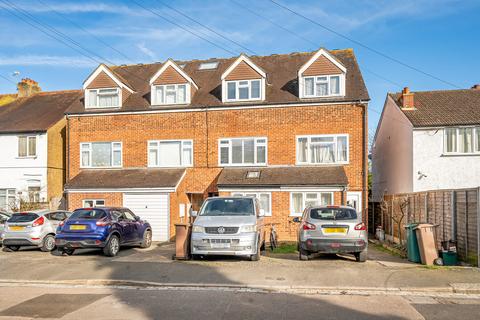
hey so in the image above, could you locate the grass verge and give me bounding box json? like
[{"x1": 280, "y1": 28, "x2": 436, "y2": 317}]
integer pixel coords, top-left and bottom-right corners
[{"x1": 271, "y1": 243, "x2": 298, "y2": 254}]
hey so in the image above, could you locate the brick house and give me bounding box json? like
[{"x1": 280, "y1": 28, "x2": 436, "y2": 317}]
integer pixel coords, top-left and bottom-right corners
[{"x1": 64, "y1": 48, "x2": 369, "y2": 241}]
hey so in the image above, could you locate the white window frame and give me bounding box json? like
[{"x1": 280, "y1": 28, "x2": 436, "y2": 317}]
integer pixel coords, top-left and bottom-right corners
[
  {"x1": 80, "y1": 142, "x2": 123, "y2": 168},
  {"x1": 231, "y1": 192, "x2": 272, "y2": 216},
  {"x1": 301, "y1": 74, "x2": 344, "y2": 98},
  {"x1": 289, "y1": 192, "x2": 334, "y2": 217},
  {"x1": 151, "y1": 83, "x2": 191, "y2": 106},
  {"x1": 85, "y1": 87, "x2": 121, "y2": 109},
  {"x1": 223, "y1": 78, "x2": 265, "y2": 102},
  {"x1": 147, "y1": 139, "x2": 193, "y2": 167},
  {"x1": 0, "y1": 189, "x2": 16, "y2": 211},
  {"x1": 82, "y1": 199, "x2": 105, "y2": 207},
  {"x1": 18, "y1": 135, "x2": 37, "y2": 158},
  {"x1": 296, "y1": 134, "x2": 349, "y2": 165},
  {"x1": 218, "y1": 137, "x2": 268, "y2": 166},
  {"x1": 443, "y1": 126, "x2": 480, "y2": 155}
]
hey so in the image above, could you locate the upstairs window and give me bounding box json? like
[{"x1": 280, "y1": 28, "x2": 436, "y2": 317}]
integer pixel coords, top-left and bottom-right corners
[
  {"x1": 152, "y1": 84, "x2": 188, "y2": 105},
  {"x1": 18, "y1": 136, "x2": 36, "y2": 158},
  {"x1": 86, "y1": 88, "x2": 120, "y2": 108},
  {"x1": 219, "y1": 137, "x2": 267, "y2": 166},
  {"x1": 303, "y1": 75, "x2": 341, "y2": 97},
  {"x1": 80, "y1": 142, "x2": 122, "y2": 168},
  {"x1": 297, "y1": 135, "x2": 348, "y2": 164},
  {"x1": 444, "y1": 127, "x2": 480, "y2": 154},
  {"x1": 148, "y1": 140, "x2": 193, "y2": 167},
  {"x1": 226, "y1": 79, "x2": 261, "y2": 102}
]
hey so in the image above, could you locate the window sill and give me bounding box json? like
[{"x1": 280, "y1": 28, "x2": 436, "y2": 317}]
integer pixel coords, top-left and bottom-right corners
[
  {"x1": 80, "y1": 166, "x2": 123, "y2": 169},
  {"x1": 150, "y1": 103, "x2": 190, "y2": 108},
  {"x1": 295, "y1": 162, "x2": 349, "y2": 166},
  {"x1": 441, "y1": 153, "x2": 480, "y2": 157},
  {"x1": 289, "y1": 213, "x2": 302, "y2": 217},
  {"x1": 220, "y1": 163, "x2": 268, "y2": 167},
  {"x1": 85, "y1": 106, "x2": 121, "y2": 110},
  {"x1": 16, "y1": 156, "x2": 37, "y2": 159},
  {"x1": 147, "y1": 165, "x2": 193, "y2": 168},
  {"x1": 223, "y1": 98, "x2": 263, "y2": 103}
]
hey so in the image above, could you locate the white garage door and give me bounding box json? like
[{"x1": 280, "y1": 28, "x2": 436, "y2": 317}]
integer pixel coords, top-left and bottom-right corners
[{"x1": 123, "y1": 193, "x2": 169, "y2": 242}]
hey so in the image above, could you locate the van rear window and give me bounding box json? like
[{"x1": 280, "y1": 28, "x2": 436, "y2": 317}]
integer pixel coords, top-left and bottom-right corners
[
  {"x1": 310, "y1": 208, "x2": 357, "y2": 220},
  {"x1": 70, "y1": 209, "x2": 106, "y2": 220},
  {"x1": 8, "y1": 213, "x2": 39, "y2": 223}
]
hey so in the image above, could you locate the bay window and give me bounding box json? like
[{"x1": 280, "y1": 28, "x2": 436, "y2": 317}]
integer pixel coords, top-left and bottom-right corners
[
  {"x1": 86, "y1": 88, "x2": 120, "y2": 108},
  {"x1": 225, "y1": 79, "x2": 262, "y2": 101},
  {"x1": 231, "y1": 192, "x2": 271, "y2": 216},
  {"x1": 303, "y1": 75, "x2": 342, "y2": 97},
  {"x1": 18, "y1": 136, "x2": 36, "y2": 157},
  {"x1": 152, "y1": 84, "x2": 188, "y2": 105},
  {"x1": 290, "y1": 192, "x2": 333, "y2": 216},
  {"x1": 219, "y1": 137, "x2": 267, "y2": 166},
  {"x1": 444, "y1": 127, "x2": 480, "y2": 154},
  {"x1": 148, "y1": 140, "x2": 193, "y2": 167},
  {"x1": 80, "y1": 142, "x2": 122, "y2": 168},
  {"x1": 297, "y1": 135, "x2": 348, "y2": 164}
]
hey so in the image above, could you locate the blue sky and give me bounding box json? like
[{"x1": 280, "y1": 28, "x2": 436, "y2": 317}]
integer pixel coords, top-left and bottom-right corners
[{"x1": 1, "y1": 0, "x2": 479, "y2": 135}]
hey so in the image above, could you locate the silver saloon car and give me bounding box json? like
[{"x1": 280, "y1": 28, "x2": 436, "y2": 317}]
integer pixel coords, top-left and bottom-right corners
[
  {"x1": 295, "y1": 206, "x2": 367, "y2": 262},
  {"x1": 2, "y1": 210, "x2": 71, "y2": 252}
]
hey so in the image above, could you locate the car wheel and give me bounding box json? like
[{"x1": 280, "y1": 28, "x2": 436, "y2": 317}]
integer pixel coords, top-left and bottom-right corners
[
  {"x1": 250, "y1": 242, "x2": 261, "y2": 261},
  {"x1": 355, "y1": 250, "x2": 367, "y2": 263},
  {"x1": 41, "y1": 235, "x2": 56, "y2": 252},
  {"x1": 299, "y1": 248, "x2": 310, "y2": 261},
  {"x1": 5, "y1": 245, "x2": 20, "y2": 252},
  {"x1": 103, "y1": 235, "x2": 120, "y2": 257},
  {"x1": 140, "y1": 229, "x2": 152, "y2": 248},
  {"x1": 62, "y1": 248, "x2": 75, "y2": 256}
]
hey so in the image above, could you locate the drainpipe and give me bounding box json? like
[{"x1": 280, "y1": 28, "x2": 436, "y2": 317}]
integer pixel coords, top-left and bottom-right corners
[
  {"x1": 361, "y1": 101, "x2": 368, "y2": 224},
  {"x1": 65, "y1": 115, "x2": 70, "y2": 210}
]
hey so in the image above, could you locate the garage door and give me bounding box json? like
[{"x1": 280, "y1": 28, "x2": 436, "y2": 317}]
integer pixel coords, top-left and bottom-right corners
[{"x1": 123, "y1": 193, "x2": 169, "y2": 241}]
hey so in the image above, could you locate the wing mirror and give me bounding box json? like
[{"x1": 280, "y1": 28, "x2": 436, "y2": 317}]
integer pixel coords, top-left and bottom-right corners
[
  {"x1": 292, "y1": 217, "x2": 302, "y2": 223},
  {"x1": 134, "y1": 216, "x2": 140, "y2": 221}
]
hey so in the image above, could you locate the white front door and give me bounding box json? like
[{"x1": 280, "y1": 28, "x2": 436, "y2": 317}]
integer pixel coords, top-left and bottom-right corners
[
  {"x1": 347, "y1": 192, "x2": 362, "y2": 215},
  {"x1": 123, "y1": 193, "x2": 170, "y2": 242}
]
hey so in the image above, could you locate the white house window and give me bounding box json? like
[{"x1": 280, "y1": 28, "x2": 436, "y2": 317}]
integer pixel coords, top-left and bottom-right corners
[
  {"x1": 444, "y1": 127, "x2": 480, "y2": 154},
  {"x1": 225, "y1": 79, "x2": 261, "y2": 101},
  {"x1": 18, "y1": 136, "x2": 36, "y2": 157},
  {"x1": 152, "y1": 84, "x2": 188, "y2": 105},
  {"x1": 303, "y1": 75, "x2": 342, "y2": 97},
  {"x1": 219, "y1": 137, "x2": 267, "y2": 166},
  {"x1": 83, "y1": 199, "x2": 105, "y2": 207},
  {"x1": 290, "y1": 192, "x2": 333, "y2": 216},
  {"x1": 232, "y1": 192, "x2": 271, "y2": 216},
  {"x1": 0, "y1": 189, "x2": 16, "y2": 211},
  {"x1": 148, "y1": 140, "x2": 193, "y2": 167},
  {"x1": 86, "y1": 88, "x2": 120, "y2": 108},
  {"x1": 80, "y1": 142, "x2": 122, "y2": 168},
  {"x1": 297, "y1": 135, "x2": 348, "y2": 164}
]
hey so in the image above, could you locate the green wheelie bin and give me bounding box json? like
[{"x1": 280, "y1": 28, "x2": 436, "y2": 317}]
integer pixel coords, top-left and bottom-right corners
[{"x1": 405, "y1": 223, "x2": 421, "y2": 263}]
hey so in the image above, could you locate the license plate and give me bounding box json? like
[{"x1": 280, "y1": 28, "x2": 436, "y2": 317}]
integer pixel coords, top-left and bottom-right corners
[
  {"x1": 331, "y1": 243, "x2": 341, "y2": 248},
  {"x1": 324, "y1": 228, "x2": 347, "y2": 234},
  {"x1": 211, "y1": 243, "x2": 230, "y2": 249},
  {"x1": 10, "y1": 226, "x2": 25, "y2": 231},
  {"x1": 70, "y1": 225, "x2": 87, "y2": 230}
]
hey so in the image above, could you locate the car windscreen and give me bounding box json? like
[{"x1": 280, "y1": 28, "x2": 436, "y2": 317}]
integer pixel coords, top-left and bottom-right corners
[
  {"x1": 70, "y1": 209, "x2": 107, "y2": 220},
  {"x1": 310, "y1": 208, "x2": 357, "y2": 221},
  {"x1": 8, "y1": 213, "x2": 39, "y2": 223},
  {"x1": 199, "y1": 198, "x2": 254, "y2": 216}
]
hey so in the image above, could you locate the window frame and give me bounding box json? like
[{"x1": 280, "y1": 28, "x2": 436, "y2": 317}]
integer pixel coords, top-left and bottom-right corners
[
  {"x1": 289, "y1": 192, "x2": 334, "y2": 217},
  {"x1": 224, "y1": 79, "x2": 264, "y2": 102},
  {"x1": 151, "y1": 83, "x2": 190, "y2": 106},
  {"x1": 443, "y1": 126, "x2": 480, "y2": 155},
  {"x1": 0, "y1": 189, "x2": 16, "y2": 211},
  {"x1": 18, "y1": 135, "x2": 37, "y2": 158},
  {"x1": 82, "y1": 199, "x2": 105, "y2": 208},
  {"x1": 218, "y1": 137, "x2": 268, "y2": 166},
  {"x1": 296, "y1": 134, "x2": 349, "y2": 165},
  {"x1": 147, "y1": 139, "x2": 194, "y2": 168},
  {"x1": 80, "y1": 141, "x2": 123, "y2": 168},
  {"x1": 85, "y1": 87, "x2": 121, "y2": 109},
  {"x1": 300, "y1": 74, "x2": 345, "y2": 98},
  {"x1": 231, "y1": 192, "x2": 272, "y2": 216}
]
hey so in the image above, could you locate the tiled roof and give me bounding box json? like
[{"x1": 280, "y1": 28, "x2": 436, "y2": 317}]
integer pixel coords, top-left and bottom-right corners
[
  {"x1": 0, "y1": 90, "x2": 82, "y2": 133},
  {"x1": 66, "y1": 49, "x2": 369, "y2": 114},
  {"x1": 390, "y1": 88, "x2": 480, "y2": 127},
  {"x1": 65, "y1": 168, "x2": 185, "y2": 189},
  {"x1": 217, "y1": 166, "x2": 348, "y2": 187}
]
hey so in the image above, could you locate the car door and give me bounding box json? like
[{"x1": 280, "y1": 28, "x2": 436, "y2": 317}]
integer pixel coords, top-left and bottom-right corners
[
  {"x1": 116, "y1": 210, "x2": 135, "y2": 243},
  {"x1": 110, "y1": 210, "x2": 129, "y2": 243},
  {"x1": 123, "y1": 209, "x2": 142, "y2": 242}
]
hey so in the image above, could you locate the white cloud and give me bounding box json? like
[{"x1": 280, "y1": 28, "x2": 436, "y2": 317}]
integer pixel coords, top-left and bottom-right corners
[{"x1": 136, "y1": 43, "x2": 157, "y2": 61}]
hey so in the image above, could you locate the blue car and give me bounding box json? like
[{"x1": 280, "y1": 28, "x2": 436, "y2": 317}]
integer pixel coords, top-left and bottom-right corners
[{"x1": 55, "y1": 207, "x2": 152, "y2": 257}]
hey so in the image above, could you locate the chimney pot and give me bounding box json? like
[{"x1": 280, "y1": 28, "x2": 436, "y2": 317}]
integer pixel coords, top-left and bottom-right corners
[
  {"x1": 17, "y1": 78, "x2": 41, "y2": 97},
  {"x1": 471, "y1": 84, "x2": 480, "y2": 90}
]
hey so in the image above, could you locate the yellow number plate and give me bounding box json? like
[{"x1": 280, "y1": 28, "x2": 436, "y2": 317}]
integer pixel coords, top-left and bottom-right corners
[
  {"x1": 70, "y1": 225, "x2": 87, "y2": 230},
  {"x1": 324, "y1": 228, "x2": 347, "y2": 234},
  {"x1": 10, "y1": 226, "x2": 25, "y2": 231}
]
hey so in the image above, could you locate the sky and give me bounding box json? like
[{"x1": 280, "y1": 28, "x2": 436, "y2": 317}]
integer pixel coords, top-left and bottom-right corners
[{"x1": 1, "y1": 0, "x2": 479, "y2": 137}]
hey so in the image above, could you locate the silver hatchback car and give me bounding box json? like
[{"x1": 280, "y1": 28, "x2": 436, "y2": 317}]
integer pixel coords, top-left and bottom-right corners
[
  {"x1": 294, "y1": 205, "x2": 367, "y2": 262},
  {"x1": 2, "y1": 210, "x2": 71, "y2": 252}
]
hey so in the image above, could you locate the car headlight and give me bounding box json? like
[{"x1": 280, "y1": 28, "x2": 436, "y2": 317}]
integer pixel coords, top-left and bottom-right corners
[
  {"x1": 240, "y1": 225, "x2": 257, "y2": 233},
  {"x1": 192, "y1": 225, "x2": 205, "y2": 233}
]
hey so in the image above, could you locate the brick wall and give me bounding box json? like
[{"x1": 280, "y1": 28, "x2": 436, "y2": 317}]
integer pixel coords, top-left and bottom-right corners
[{"x1": 68, "y1": 192, "x2": 123, "y2": 210}]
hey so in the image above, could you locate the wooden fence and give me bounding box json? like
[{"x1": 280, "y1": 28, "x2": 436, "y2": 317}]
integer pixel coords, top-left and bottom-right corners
[{"x1": 368, "y1": 188, "x2": 480, "y2": 266}]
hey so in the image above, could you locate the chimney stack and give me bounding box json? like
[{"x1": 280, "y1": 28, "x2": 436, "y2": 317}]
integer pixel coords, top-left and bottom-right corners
[
  {"x1": 401, "y1": 87, "x2": 414, "y2": 109},
  {"x1": 17, "y1": 78, "x2": 41, "y2": 97},
  {"x1": 471, "y1": 84, "x2": 480, "y2": 90}
]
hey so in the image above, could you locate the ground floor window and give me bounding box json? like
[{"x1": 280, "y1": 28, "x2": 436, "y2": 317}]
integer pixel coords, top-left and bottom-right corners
[
  {"x1": 231, "y1": 192, "x2": 271, "y2": 216},
  {"x1": 28, "y1": 186, "x2": 41, "y2": 203},
  {"x1": 83, "y1": 199, "x2": 105, "y2": 208},
  {"x1": 290, "y1": 192, "x2": 333, "y2": 216},
  {"x1": 0, "y1": 189, "x2": 16, "y2": 211}
]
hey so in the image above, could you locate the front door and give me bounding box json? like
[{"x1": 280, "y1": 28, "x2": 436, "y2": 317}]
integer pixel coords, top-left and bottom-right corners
[{"x1": 347, "y1": 192, "x2": 362, "y2": 217}]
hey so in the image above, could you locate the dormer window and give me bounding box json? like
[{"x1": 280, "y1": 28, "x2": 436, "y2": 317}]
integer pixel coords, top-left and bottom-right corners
[
  {"x1": 303, "y1": 75, "x2": 341, "y2": 97},
  {"x1": 85, "y1": 88, "x2": 120, "y2": 108},
  {"x1": 152, "y1": 84, "x2": 188, "y2": 105},
  {"x1": 226, "y1": 79, "x2": 261, "y2": 101}
]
